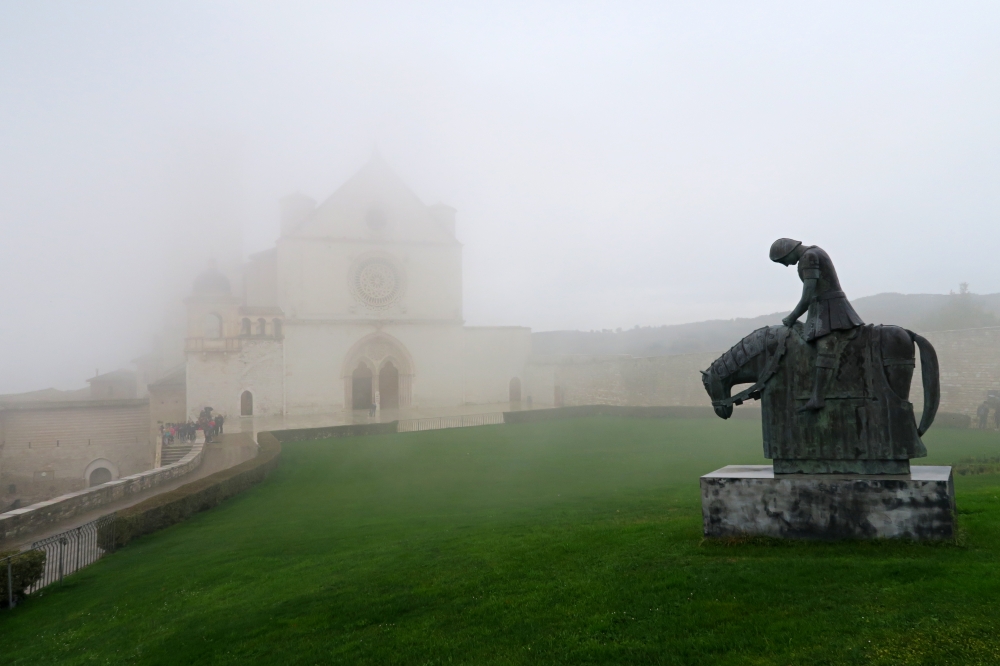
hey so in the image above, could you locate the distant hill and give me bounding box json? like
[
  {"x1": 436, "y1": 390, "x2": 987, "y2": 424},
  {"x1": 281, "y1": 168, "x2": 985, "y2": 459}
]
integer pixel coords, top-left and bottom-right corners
[{"x1": 532, "y1": 292, "x2": 1000, "y2": 357}]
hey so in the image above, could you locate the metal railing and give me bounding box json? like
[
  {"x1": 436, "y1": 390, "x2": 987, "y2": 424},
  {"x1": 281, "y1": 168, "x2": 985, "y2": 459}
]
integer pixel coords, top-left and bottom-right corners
[
  {"x1": 2, "y1": 513, "x2": 116, "y2": 609},
  {"x1": 397, "y1": 412, "x2": 505, "y2": 433}
]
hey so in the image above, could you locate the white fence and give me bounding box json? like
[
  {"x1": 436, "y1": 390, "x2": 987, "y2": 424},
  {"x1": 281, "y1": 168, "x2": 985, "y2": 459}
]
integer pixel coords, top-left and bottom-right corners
[{"x1": 397, "y1": 412, "x2": 505, "y2": 433}]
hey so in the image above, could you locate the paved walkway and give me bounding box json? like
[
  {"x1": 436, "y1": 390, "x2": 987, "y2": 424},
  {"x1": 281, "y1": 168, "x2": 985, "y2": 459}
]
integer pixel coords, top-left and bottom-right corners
[
  {"x1": 9, "y1": 432, "x2": 258, "y2": 550},
  {"x1": 235, "y1": 401, "x2": 543, "y2": 437}
]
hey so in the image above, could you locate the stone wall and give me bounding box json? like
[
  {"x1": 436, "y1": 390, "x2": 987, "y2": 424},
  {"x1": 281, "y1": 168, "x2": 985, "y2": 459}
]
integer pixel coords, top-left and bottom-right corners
[
  {"x1": 187, "y1": 337, "x2": 284, "y2": 420},
  {"x1": 148, "y1": 368, "x2": 186, "y2": 467},
  {"x1": 525, "y1": 352, "x2": 721, "y2": 408},
  {"x1": 0, "y1": 399, "x2": 153, "y2": 507},
  {"x1": 525, "y1": 326, "x2": 1000, "y2": 417},
  {"x1": 910, "y1": 326, "x2": 1000, "y2": 416},
  {"x1": 0, "y1": 440, "x2": 203, "y2": 548}
]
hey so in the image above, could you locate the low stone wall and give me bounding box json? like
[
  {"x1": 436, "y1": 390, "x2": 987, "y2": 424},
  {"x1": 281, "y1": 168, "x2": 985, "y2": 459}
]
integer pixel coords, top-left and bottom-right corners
[
  {"x1": 0, "y1": 441, "x2": 204, "y2": 548},
  {"x1": 503, "y1": 404, "x2": 761, "y2": 424},
  {"x1": 269, "y1": 421, "x2": 399, "y2": 442}
]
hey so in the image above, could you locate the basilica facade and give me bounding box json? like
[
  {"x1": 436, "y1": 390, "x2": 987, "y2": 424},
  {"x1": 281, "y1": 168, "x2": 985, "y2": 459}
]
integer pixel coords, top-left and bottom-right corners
[{"x1": 184, "y1": 156, "x2": 531, "y2": 419}]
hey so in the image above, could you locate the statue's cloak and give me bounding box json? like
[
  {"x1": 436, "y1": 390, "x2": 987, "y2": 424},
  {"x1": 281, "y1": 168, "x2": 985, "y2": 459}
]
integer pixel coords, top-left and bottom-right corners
[{"x1": 762, "y1": 324, "x2": 926, "y2": 470}]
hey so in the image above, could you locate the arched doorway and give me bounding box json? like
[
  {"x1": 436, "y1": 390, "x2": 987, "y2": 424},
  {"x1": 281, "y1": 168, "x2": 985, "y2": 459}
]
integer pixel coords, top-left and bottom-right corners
[
  {"x1": 342, "y1": 333, "x2": 415, "y2": 410},
  {"x1": 241, "y1": 390, "x2": 253, "y2": 416},
  {"x1": 352, "y1": 362, "x2": 373, "y2": 410},
  {"x1": 509, "y1": 377, "x2": 522, "y2": 402},
  {"x1": 379, "y1": 361, "x2": 400, "y2": 409},
  {"x1": 89, "y1": 467, "x2": 112, "y2": 487}
]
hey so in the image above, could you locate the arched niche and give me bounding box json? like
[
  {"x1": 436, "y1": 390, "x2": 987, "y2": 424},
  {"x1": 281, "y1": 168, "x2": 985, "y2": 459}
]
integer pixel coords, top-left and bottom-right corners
[{"x1": 84, "y1": 458, "x2": 119, "y2": 487}]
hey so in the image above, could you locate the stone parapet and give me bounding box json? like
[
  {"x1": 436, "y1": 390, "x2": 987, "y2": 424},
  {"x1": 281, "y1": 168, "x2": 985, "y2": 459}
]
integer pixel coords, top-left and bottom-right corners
[
  {"x1": 0, "y1": 441, "x2": 204, "y2": 547},
  {"x1": 701, "y1": 465, "x2": 955, "y2": 540}
]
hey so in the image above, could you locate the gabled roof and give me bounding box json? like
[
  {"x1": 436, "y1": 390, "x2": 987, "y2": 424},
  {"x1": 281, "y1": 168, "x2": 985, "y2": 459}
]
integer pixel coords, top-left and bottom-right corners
[{"x1": 288, "y1": 154, "x2": 459, "y2": 245}]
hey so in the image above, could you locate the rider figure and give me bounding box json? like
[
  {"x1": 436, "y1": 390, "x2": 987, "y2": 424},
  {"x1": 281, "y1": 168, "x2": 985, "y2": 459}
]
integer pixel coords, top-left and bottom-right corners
[{"x1": 770, "y1": 238, "x2": 864, "y2": 412}]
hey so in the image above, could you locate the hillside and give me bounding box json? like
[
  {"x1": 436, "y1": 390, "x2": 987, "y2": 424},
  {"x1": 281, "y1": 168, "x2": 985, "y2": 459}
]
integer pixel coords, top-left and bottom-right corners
[{"x1": 532, "y1": 292, "x2": 1000, "y2": 357}]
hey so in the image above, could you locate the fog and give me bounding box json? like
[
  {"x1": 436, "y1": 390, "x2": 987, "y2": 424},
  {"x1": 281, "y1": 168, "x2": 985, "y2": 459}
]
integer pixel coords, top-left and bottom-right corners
[{"x1": 1, "y1": 2, "x2": 998, "y2": 394}]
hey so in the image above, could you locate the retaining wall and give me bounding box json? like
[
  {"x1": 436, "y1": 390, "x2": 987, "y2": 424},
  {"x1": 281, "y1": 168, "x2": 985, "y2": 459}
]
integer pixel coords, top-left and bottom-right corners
[
  {"x1": 0, "y1": 442, "x2": 204, "y2": 547},
  {"x1": 105, "y1": 433, "x2": 280, "y2": 549},
  {"x1": 268, "y1": 421, "x2": 399, "y2": 442}
]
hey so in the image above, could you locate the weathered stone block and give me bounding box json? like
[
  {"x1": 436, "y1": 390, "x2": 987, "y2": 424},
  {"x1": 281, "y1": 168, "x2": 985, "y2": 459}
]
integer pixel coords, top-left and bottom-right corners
[{"x1": 701, "y1": 465, "x2": 955, "y2": 540}]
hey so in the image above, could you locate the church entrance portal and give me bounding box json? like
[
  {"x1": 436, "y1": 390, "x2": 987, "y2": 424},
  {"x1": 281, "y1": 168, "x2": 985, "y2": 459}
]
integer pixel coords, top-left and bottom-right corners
[
  {"x1": 352, "y1": 362, "x2": 373, "y2": 410},
  {"x1": 343, "y1": 333, "x2": 414, "y2": 410},
  {"x1": 379, "y1": 362, "x2": 400, "y2": 409}
]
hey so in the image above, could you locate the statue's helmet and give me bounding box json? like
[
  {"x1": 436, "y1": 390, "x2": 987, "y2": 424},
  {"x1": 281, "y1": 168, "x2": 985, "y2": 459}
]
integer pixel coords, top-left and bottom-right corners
[{"x1": 769, "y1": 238, "x2": 802, "y2": 262}]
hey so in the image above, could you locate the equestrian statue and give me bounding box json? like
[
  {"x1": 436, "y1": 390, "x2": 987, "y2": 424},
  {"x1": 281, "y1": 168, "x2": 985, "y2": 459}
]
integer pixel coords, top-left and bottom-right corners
[{"x1": 701, "y1": 239, "x2": 940, "y2": 475}]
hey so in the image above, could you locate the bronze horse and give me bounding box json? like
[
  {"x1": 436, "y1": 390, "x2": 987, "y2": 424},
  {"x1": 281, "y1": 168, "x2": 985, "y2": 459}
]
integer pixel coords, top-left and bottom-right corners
[{"x1": 701, "y1": 323, "x2": 940, "y2": 474}]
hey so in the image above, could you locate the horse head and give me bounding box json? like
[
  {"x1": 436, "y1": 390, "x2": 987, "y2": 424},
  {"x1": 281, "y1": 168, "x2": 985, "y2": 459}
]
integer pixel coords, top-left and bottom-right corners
[
  {"x1": 701, "y1": 325, "x2": 782, "y2": 420},
  {"x1": 701, "y1": 368, "x2": 734, "y2": 419}
]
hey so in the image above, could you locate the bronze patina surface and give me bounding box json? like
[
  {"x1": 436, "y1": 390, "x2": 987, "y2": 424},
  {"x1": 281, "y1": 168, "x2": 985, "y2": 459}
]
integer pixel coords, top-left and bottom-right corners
[{"x1": 701, "y1": 241, "x2": 941, "y2": 475}]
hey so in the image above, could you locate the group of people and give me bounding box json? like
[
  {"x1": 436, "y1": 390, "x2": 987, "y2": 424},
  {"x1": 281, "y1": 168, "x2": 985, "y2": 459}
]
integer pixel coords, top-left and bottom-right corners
[
  {"x1": 158, "y1": 408, "x2": 226, "y2": 446},
  {"x1": 976, "y1": 401, "x2": 1000, "y2": 430},
  {"x1": 198, "y1": 408, "x2": 225, "y2": 443},
  {"x1": 159, "y1": 422, "x2": 198, "y2": 446}
]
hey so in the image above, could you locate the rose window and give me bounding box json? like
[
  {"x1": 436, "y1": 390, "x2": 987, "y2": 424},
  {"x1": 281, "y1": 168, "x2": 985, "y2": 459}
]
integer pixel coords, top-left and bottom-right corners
[{"x1": 351, "y1": 259, "x2": 401, "y2": 309}]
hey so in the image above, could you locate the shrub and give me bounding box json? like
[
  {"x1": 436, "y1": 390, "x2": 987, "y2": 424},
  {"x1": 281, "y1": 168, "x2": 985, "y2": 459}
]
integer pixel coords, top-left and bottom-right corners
[
  {"x1": 0, "y1": 549, "x2": 45, "y2": 608},
  {"x1": 99, "y1": 433, "x2": 281, "y2": 550}
]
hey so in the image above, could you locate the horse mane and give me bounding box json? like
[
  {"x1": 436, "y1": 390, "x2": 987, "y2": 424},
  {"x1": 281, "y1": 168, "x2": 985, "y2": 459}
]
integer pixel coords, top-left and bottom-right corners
[{"x1": 710, "y1": 326, "x2": 772, "y2": 379}]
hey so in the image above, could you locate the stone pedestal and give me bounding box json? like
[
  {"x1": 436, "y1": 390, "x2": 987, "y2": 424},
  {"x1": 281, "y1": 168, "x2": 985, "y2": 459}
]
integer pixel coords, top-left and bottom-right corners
[{"x1": 701, "y1": 465, "x2": 955, "y2": 540}]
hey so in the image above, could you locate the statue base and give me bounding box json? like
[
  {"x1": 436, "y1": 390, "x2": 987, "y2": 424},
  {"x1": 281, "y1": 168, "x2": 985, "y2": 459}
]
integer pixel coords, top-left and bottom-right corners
[
  {"x1": 701, "y1": 465, "x2": 955, "y2": 540},
  {"x1": 773, "y1": 459, "x2": 910, "y2": 474}
]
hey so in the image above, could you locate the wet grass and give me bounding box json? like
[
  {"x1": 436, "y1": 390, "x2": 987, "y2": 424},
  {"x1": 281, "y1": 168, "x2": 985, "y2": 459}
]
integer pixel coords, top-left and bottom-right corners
[{"x1": 2, "y1": 416, "x2": 1000, "y2": 665}]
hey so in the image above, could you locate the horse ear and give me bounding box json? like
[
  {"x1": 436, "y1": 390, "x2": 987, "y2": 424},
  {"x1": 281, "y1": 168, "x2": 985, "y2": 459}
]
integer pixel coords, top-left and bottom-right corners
[{"x1": 700, "y1": 370, "x2": 709, "y2": 378}]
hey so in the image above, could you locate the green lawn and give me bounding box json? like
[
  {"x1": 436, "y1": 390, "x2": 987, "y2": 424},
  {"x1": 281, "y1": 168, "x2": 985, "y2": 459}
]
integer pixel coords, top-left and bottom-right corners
[{"x1": 3, "y1": 416, "x2": 1000, "y2": 665}]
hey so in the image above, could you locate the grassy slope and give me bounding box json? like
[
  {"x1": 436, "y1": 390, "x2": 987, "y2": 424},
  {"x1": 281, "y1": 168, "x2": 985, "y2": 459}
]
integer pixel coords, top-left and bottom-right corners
[{"x1": 2, "y1": 416, "x2": 1000, "y2": 665}]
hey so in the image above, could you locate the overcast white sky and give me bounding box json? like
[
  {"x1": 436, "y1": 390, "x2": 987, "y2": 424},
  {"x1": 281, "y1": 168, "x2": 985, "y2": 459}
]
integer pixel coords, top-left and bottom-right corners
[{"x1": 1, "y1": 2, "x2": 999, "y2": 392}]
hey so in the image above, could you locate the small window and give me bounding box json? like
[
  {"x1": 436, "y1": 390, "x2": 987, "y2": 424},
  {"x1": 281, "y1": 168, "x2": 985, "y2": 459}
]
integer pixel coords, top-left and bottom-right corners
[
  {"x1": 273, "y1": 319, "x2": 282, "y2": 337},
  {"x1": 241, "y1": 318, "x2": 251, "y2": 335},
  {"x1": 241, "y1": 390, "x2": 253, "y2": 416},
  {"x1": 256, "y1": 318, "x2": 266, "y2": 336}
]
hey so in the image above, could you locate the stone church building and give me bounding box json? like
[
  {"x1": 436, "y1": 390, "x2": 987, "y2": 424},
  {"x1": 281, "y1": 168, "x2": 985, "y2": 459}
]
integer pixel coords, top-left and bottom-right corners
[{"x1": 184, "y1": 156, "x2": 531, "y2": 419}]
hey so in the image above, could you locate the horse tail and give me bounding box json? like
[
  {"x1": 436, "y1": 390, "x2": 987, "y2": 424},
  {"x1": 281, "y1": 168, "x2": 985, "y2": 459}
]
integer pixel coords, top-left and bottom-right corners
[{"x1": 906, "y1": 329, "x2": 940, "y2": 436}]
